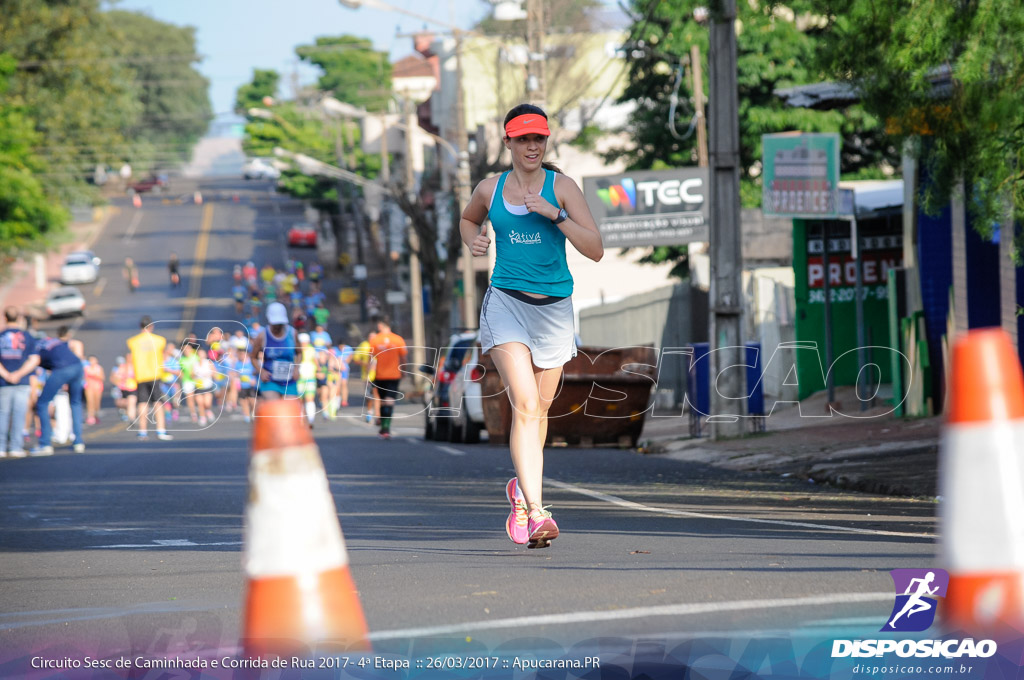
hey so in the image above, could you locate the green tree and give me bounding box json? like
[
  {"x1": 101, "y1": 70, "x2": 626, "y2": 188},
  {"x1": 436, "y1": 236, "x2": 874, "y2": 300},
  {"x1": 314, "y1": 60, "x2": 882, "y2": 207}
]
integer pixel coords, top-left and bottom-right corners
[
  {"x1": 1, "y1": 0, "x2": 142, "y2": 204},
  {"x1": 235, "y1": 68, "x2": 280, "y2": 115},
  {"x1": 0, "y1": 55, "x2": 68, "y2": 267},
  {"x1": 815, "y1": 0, "x2": 1024, "y2": 247},
  {"x1": 106, "y1": 10, "x2": 212, "y2": 171},
  {"x1": 295, "y1": 36, "x2": 391, "y2": 112}
]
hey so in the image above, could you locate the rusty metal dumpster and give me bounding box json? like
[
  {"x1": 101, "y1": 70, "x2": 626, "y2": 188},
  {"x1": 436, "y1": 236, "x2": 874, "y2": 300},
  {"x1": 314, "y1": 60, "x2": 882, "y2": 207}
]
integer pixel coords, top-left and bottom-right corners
[{"x1": 479, "y1": 345, "x2": 657, "y2": 448}]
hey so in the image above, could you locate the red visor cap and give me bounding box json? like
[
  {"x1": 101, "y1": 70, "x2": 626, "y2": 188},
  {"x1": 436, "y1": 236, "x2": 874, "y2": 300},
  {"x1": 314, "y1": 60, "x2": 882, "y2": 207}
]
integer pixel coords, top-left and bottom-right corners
[{"x1": 505, "y1": 114, "x2": 551, "y2": 138}]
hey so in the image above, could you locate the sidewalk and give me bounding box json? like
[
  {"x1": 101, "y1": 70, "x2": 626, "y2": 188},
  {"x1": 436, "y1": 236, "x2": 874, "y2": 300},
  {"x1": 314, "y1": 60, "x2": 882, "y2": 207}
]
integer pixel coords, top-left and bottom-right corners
[
  {"x1": 0, "y1": 206, "x2": 116, "y2": 317},
  {"x1": 640, "y1": 387, "x2": 941, "y2": 498}
]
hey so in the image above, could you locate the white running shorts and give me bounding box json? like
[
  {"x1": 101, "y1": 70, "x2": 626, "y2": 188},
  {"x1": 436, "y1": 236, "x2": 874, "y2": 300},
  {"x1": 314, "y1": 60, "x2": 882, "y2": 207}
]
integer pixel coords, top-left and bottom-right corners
[{"x1": 479, "y1": 287, "x2": 577, "y2": 369}]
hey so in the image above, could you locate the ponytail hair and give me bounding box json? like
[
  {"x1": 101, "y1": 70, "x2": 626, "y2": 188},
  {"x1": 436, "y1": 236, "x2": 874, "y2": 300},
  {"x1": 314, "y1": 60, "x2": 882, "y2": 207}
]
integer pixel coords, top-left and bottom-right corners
[{"x1": 503, "y1": 103, "x2": 562, "y2": 174}]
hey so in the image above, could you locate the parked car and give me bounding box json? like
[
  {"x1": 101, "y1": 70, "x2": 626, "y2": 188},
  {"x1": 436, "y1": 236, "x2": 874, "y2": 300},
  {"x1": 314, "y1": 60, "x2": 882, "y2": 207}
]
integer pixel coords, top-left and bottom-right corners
[
  {"x1": 243, "y1": 157, "x2": 281, "y2": 180},
  {"x1": 287, "y1": 222, "x2": 318, "y2": 248},
  {"x1": 420, "y1": 331, "x2": 477, "y2": 441},
  {"x1": 60, "y1": 253, "x2": 99, "y2": 285},
  {"x1": 45, "y1": 286, "x2": 86, "y2": 318},
  {"x1": 69, "y1": 250, "x2": 101, "y2": 267},
  {"x1": 130, "y1": 174, "x2": 167, "y2": 194},
  {"x1": 446, "y1": 334, "x2": 486, "y2": 443}
]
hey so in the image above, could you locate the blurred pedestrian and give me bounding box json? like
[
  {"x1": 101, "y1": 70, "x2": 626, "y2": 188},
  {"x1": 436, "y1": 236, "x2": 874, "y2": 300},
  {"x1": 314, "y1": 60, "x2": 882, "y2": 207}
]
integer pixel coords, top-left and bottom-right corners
[
  {"x1": 112, "y1": 355, "x2": 137, "y2": 422},
  {"x1": 249, "y1": 301, "x2": 298, "y2": 400},
  {"x1": 20, "y1": 326, "x2": 86, "y2": 455},
  {"x1": 0, "y1": 307, "x2": 37, "y2": 457},
  {"x1": 334, "y1": 339, "x2": 354, "y2": 410},
  {"x1": 126, "y1": 316, "x2": 173, "y2": 441},
  {"x1": 235, "y1": 346, "x2": 256, "y2": 422},
  {"x1": 178, "y1": 343, "x2": 199, "y2": 422},
  {"x1": 84, "y1": 355, "x2": 105, "y2": 425},
  {"x1": 297, "y1": 333, "x2": 317, "y2": 428},
  {"x1": 193, "y1": 348, "x2": 215, "y2": 426},
  {"x1": 159, "y1": 345, "x2": 180, "y2": 423},
  {"x1": 368, "y1": 315, "x2": 406, "y2": 439},
  {"x1": 459, "y1": 103, "x2": 604, "y2": 547},
  {"x1": 123, "y1": 257, "x2": 139, "y2": 293},
  {"x1": 168, "y1": 253, "x2": 180, "y2": 288},
  {"x1": 313, "y1": 301, "x2": 330, "y2": 328}
]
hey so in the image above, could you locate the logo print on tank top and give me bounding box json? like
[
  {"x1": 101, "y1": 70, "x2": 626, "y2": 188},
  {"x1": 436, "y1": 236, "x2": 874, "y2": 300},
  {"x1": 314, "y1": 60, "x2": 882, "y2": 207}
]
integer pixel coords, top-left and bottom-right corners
[{"x1": 509, "y1": 230, "x2": 542, "y2": 245}]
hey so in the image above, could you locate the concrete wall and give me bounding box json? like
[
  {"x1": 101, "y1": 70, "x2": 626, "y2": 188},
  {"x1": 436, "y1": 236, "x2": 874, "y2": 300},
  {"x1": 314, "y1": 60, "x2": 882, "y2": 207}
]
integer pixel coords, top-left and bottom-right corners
[
  {"x1": 578, "y1": 284, "x2": 707, "y2": 406},
  {"x1": 743, "y1": 267, "x2": 798, "y2": 402}
]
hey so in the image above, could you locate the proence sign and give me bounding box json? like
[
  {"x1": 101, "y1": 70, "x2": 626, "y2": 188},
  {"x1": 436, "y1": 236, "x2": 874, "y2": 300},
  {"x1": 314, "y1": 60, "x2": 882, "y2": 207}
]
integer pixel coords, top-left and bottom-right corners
[
  {"x1": 762, "y1": 132, "x2": 841, "y2": 218},
  {"x1": 583, "y1": 168, "x2": 709, "y2": 247}
]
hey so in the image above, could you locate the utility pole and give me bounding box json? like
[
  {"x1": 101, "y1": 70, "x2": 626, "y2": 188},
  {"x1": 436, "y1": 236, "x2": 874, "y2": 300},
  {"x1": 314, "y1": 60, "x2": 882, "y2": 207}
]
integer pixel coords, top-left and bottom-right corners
[
  {"x1": 690, "y1": 44, "x2": 709, "y2": 168},
  {"x1": 525, "y1": 0, "x2": 546, "y2": 107},
  {"x1": 455, "y1": 32, "x2": 477, "y2": 328},
  {"x1": 708, "y1": 0, "x2": 745, "y2": 439},
  {"x1": 402, "y1": 98, "x2": 427, "y2": 384}
]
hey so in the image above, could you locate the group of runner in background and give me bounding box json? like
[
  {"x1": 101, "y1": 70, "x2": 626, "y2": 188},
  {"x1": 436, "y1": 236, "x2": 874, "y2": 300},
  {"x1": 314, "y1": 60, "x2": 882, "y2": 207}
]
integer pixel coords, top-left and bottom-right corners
[{"x1": 0, "y1": 253, "x2": 399, "y2": 456}]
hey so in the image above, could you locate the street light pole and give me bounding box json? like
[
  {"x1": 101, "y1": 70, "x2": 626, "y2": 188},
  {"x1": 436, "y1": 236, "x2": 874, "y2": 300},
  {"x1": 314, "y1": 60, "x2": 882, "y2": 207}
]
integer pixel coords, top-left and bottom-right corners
[{"x1": 708, "y1": 0, "x2": 745, "y2": 440}]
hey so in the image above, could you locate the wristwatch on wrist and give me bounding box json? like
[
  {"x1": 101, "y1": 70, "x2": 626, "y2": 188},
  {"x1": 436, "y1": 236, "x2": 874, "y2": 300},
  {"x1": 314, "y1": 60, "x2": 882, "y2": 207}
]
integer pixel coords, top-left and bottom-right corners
[{"x1": 552, "y1": 208, "x2": 569, "y2": 225}]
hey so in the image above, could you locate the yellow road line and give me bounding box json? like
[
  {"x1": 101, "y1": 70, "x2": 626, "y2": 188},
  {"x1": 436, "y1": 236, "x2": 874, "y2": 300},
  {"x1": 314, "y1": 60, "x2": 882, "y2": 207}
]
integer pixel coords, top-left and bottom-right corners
[
  {"x1": 176, "y1": 203, "x2": 214, "y2": 345},
  {"x1": 85, "y1": 422, "x2": 128, "y2": 441}
]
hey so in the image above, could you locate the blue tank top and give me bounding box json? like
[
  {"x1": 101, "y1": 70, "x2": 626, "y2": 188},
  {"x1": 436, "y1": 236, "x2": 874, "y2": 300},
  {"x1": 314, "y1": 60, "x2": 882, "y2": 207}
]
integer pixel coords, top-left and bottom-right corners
[
  {"x1": 36, "y1": 338, "x2": 81, "y2": 371},
  {"x1": 488, "y1": 169, "x2": 573, "y2": 297},
  {"x1": 262, "y1": 326, "x2": 295, "y2": 385}
]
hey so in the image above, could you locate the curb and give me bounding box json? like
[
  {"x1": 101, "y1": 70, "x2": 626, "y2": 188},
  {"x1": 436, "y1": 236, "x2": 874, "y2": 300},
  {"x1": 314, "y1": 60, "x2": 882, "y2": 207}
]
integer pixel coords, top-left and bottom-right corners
[{"x1": 651, "y1": 437, "x2": 939, "y2": 498}]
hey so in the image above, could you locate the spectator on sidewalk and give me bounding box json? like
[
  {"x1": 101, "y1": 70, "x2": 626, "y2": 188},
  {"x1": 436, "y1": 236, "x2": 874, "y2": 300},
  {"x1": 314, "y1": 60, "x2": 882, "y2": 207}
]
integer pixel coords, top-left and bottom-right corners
[
  {"x1": 8, "y1": 326, "x2": 86, "y2": 455},
  {"x1": 25, "y1": 315, "x2": 43, "y2": 340},
  {"x1": 126, "y1": 316, "x2": 173, "y2": 441},
  {"x1": 0, "y1": 307, "x2": 38, "y2": 458}
]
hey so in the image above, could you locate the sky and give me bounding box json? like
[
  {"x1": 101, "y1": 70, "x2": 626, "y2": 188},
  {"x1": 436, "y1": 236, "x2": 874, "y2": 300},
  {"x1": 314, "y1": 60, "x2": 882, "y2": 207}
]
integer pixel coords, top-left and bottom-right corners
[{"x1": 111, "y1": 0, "x2": 500, "y2": 118}]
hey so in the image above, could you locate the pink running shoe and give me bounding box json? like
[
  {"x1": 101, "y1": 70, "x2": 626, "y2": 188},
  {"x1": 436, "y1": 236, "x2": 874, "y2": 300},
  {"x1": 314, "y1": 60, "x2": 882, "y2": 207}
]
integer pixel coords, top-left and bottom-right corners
[
  {"x1": 527, "y1": 509, "x2": 559, "y2": 549},
  {"x1": 505, "y1": 478, "x2": 529, "y2": 544}
]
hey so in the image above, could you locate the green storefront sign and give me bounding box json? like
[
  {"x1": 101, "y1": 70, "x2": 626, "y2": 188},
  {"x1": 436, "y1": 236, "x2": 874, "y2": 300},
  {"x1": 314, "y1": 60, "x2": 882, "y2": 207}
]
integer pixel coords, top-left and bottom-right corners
[
  {"x1": 762, "y1": 133, "x2": 841, "y2": 219},
  {"x1": 792, "y1": 218, "x2": 903, "y2": 399}
]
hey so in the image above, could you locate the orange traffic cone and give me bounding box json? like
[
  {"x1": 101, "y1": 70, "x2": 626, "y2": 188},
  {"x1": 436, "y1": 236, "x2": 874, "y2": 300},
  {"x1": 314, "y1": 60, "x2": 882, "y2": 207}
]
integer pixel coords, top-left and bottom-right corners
[
  {"x1": 941, "y1": 328, "x2": 1024, "y2": 635},
  {"x1": 242, "y1": 399, "x2": 370, "y2": 656},
  {"x1": 132, "y1": 193, "x2": 142, "y2": 208},
  {"x1": 193, "y1": 190, "x2": 203, "y2": 205}
]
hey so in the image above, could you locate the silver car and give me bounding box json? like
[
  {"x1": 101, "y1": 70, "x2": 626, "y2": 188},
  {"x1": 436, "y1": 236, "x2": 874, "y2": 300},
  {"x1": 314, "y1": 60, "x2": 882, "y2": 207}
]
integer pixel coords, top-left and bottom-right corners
[
  {"x1": 45, "y1": 286, "x2": 86, "y2": 318},
  {"x1": 445, "y1": 334, "x2": 486, "y2": 444},
  {"x1": 60, "y1": 253, "x2": 99, "y2": 284}
]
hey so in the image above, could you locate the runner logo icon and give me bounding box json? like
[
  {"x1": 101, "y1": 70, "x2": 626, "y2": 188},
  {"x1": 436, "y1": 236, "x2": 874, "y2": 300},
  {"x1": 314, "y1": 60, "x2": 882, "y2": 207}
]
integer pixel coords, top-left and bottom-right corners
[{"x1": 882, "y1": 568, "x2": 949, "y2": 632}]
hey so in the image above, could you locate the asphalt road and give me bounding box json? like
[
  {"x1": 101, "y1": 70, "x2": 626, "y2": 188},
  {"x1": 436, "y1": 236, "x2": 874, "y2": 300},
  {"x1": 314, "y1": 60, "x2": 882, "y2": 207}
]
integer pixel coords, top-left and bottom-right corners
[{"x1": 0, "y1": 178, "x2": 938, "y2": 663}]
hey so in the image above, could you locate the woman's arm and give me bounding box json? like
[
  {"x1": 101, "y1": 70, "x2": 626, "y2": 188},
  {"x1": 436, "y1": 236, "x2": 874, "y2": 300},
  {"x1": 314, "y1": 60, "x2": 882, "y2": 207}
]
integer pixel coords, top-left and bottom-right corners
[
  {"x1": 522, "y1": 175, "x2": 604, "y2": 262},
  {"x1": 460, "y1": 177, "x2": 496, "y2": 256}
]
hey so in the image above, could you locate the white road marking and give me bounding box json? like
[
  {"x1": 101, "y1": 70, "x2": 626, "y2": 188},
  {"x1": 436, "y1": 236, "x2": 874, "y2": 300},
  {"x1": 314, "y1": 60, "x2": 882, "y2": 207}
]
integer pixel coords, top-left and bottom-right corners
[
  {"x1": 91, "y1": 539, "x2": 243, "y2": 549},
  {"x1": 0, "y1": 601, "x2": 229, "y2": 630},
  {"x1": 368, "y1": 592, "x2": 893, "y2": 641},
  {"x1": 545, "y1": 479, "x2": 935, "y2": 539},
  {"x1": 434, "y1": 444, "x2": 465, "y2": 457},
  {"x1": 122, "y1": 210, "x2": 143, "y2": 242}
]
